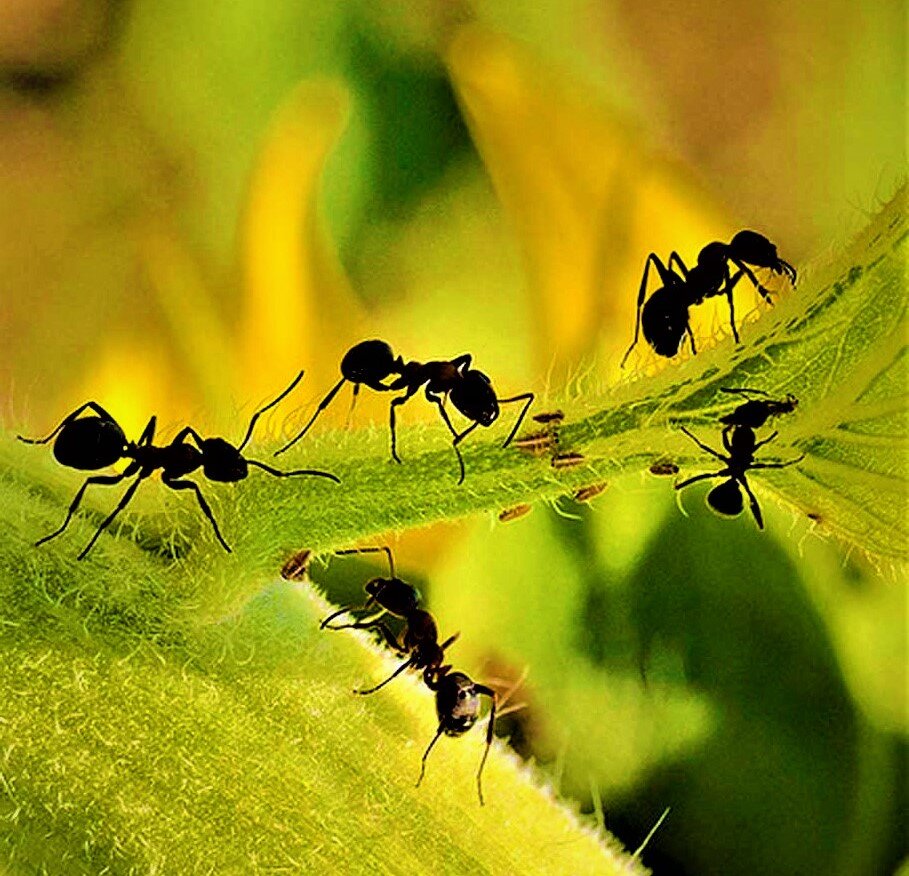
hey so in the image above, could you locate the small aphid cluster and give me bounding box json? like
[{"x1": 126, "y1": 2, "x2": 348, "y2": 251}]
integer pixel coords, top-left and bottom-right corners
[
  {"x1": 275, "y1": 340, "x2": 535, "y2": 485},
  {"x1": 18, "y1": 372, "x2": 339, "y2": 559},
  {"x1": 319, "y1": 547, "x2": 498, "y2": 805},
  {"x1": 675, "y1": 387, "x2": 803, "y2": 528},
  {"x1": 622, "y1": 230, "x2": 796, "y2": 365}
]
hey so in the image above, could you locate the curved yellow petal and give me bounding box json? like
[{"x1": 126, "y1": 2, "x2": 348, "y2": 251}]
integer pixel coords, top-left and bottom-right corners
[
  {"x1": 240, "y1": 80, "x2": 367, "y2": 407},
  {"x1": 446, "y1": 26, "x2": 733, "y2": 377}
]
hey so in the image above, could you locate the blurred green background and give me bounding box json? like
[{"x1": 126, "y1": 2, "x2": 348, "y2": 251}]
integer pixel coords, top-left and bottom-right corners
[{"x1": 0, "y1": 1, "x2": 905, "y2": 873}]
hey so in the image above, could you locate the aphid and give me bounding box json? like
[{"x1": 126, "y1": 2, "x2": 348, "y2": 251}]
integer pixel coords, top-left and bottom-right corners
[
  {"x1": 18, "y1": 372, "x2": 339, "y2": 559},
  {"x1": 674, "y1": 425, "x2": 804, "y2": 529},
  {"x1": 551, "y1": 451, "x2": 585, "y2": 469},
  {"x1": 275, "y1": 339, "x2": 535, "y2": 485},
  {"x1": 532, "y1": 410, "x2": 564, "y2": 425},
  {"x1": 514, "y1": 431, "x2": 559, "y2": 456},
  {"x1": 649, "y1": 459, "x2": 679, "y2": 476},
  {"x1": 573, "y1": 482, "x2": 608, "y2": 503},
  {"x1": 281, "y1": 549, "x2": 313, "y2": 581},
  {"x1": 498, "y1": 503, "x2": 532, "y2": 523},
  {"x1": 417, "y1": 669, "x2": 497, "y2": 806},
  {"x1": 621, "y1": 231, "x2": 796, "y2": 365},
  {"x1": 719, "y1": 387, "x2": 798, "y2": 430},
  {"x1": 319, "y1": 546, "x2": 458, "y2": 695}
]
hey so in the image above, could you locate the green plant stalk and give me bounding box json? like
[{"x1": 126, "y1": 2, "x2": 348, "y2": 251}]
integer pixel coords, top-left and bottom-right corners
[{"x1": 0, "y1": 188, "x2": 904, "y2": 871}]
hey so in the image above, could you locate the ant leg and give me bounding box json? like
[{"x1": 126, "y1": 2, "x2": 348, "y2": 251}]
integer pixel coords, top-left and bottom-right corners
[
  {"x1": 172, "y1": 424, "x2": 204, "y2": 449},
  {"x1": 17, "y1": 402, "x2": 118, "y2": 445},
  {"x1": 426, "y1": 391, "x2": 467, "y2": 485},
  {"x1": 136, "y1": 416, "x2": 158, "y2": 447},
  {"x1": 779, "y1": 259, "x2": 797, "y2": 284},
  {"x1": 324, "y1": 619, "x2": 404, "y2": 653},
  {"x1": 732, "y1": 259, "x2": 773, "y2": 303},
  {"x1": 752, "y1": 430, "x2": 780, "y2": 450},
  {"x1": 723, "y1": 270, "x2": 744, "y2": 343},
  {"x1": 668, "y1": 251, "x2": 690, "y2": 277},
  {"x1": 679, "y1": 427, "x2": 726, "y2": 461},
  {"x1": 161, "y1": 477, "x2": 231, "y2": 553},
  {"x1": 76, "y1": 474, "x2": 147, "y2": 560},
  {"x1": 389, "y1": 387, "x2": 419, "y2": 464},
  {"x1": 473, "y1": 683, "x2": 498, "y2": 806},
  {"x1": 674, "y1": 470, "x2": 728, "y2": 491},
  {"x1": 738, "y1": 475, "x2": 764, "y2": 530},
  {"x1": 449, "y1": 354, "x2": 473, "y2": 371},
  {"x1": 621, "y1": 254, "x2": 670, "y2": 368},
  {"x1": 354, "y1": 657, "x2": 414, "y2": 695},
  {"x1": 344, "y1": 383, "x2": 360, "y2": 430},
  {"x1": 498, "y1": 393, "x2": 536, "y2": 448},
  {"x1": 35, "y1": 468, "x2": 137, "y2": 547},
  {"x1": 274, "y1": 377, "x2": 346, "y2": 457},
  {"x1": 239, "y1": 371, "x2": 306, "y2": 452},
  {"x1": 416, "y1": 724, "x2": 445, "y2": 789},
  {"x1": 335, "y1": 546, "x2": 396, "y2": 579},
  {"x1": 246, "y1": 460, "x2": 340, "y2": 483}
]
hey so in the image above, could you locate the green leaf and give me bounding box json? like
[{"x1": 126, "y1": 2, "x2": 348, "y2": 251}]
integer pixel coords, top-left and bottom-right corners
[{"x1": 0, "y1": 188, "x2": 904, "y2": 869}]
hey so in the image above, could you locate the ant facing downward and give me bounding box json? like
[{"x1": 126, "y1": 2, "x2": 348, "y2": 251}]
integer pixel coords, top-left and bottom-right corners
[
  {"x1": 18, "y1": 372, "x2": 339, "y2": 559},
  {"x1": 621, "y1": 230, "x2": 797, "y2": 366},
  {"x1": 674, "y1": 424, "x2": 804, "y2": 529},
  {"x1": 274, "y1": 339, "x2": 535, "y2": 485},
  {"x1": 321, "y1": 546, "x2": 498, "y2": 804}
]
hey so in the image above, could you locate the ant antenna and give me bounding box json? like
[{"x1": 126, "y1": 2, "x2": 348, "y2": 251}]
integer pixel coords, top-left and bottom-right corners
[
  {"x1": 245, "y1": 460, "x2": 340, "y2": 482},
  {"x1": 720, "y1": 387, "x2": 769, "y2": 398},
  {"x1": 275, "y1": 377, "x2": 347, "y2": 456},
  {"x1": 239, "y1": 370, "x2": 306, "y2": 452},
  {"x1": 335, "y1": 545, "x2": 396, "y2": 579}
]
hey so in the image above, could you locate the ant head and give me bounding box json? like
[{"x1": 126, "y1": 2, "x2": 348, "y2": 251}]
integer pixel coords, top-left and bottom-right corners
[
  {"x1": 781, "y1": 394, "x2": 799, "y2": 412},
  {"x1": 728, "y1": 230, "x2": 783, "y2": 270},
  {"x1": 450, "y1": 370, "x2": 499, "y2": 426},
  {"x1": 707, "y1": 479, "x2": 744, "y2": 517},
  {"x1": 364, "y1": 577, "x2": 420, "y2": 617},
  {"x1": 341, "y1": 340, "x2": 401, "y2": 384},
  {"x1": 436, "y1": 672, "x2": 481, "y2": 736},
  {"x1": 201, "y1": 437, "x2": 248, "y2": 482},
  {"x1": 696, "y1": 241, "x2": 728, "y2": 269},
  {"x1": 53, "y1": 417, "x2": 128, "y2": 470}
]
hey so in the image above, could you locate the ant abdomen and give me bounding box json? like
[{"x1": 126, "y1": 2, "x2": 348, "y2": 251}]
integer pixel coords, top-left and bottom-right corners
[
  {"x1": 707, "y1": 480, "x2": 744, "y2": 517},
  {"x1": 53, "y1": 418, "x2": 127, "y2": 470},
  {"x1": 642, "y1": 288, "x2": 689, "y2": 357}
]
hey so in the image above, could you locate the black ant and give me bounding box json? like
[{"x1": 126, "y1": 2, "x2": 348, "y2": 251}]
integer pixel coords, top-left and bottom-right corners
[
  {"x1": 274, "y1": 339, "x2": 535, "y2": 484},
  {"x1": 319, "y1": 546, "x2": 458, "y2": 695},
  {"x1": 718, "y1": 387, "x2": 798, "y2": 430},
  {"x1": 674, "y1": 425, "x2": 804, "y2": 529},
  {"x1": 321, "y1": 546, "x2": 498, "y2": 803},
  {"x1": 18, "y1": 372, "x2": 339, "y2": 559},
  {"x1": 621, "y1": 231, "x2": 796, "y2": 365}
]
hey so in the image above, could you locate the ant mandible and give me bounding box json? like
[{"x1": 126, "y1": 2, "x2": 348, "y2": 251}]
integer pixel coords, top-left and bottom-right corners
[
  {"x1": 621, "y1": 231, "x2": 796, "y2": 366},
  {"x1": 319, "y1": 546, "x2": 458, "y2": 695},
  {"x1": 18, "y1": 371, "x2": 339, "y2": 559},
  {"x1": 718, "y1": 387, "x2": 798, "y2": 430},
  {"x1": 674, "y1": 425, "x2": 804, "y2": 529},
  {"x1": 274, "y1": 339, "x2": 535, "y2": 485}
]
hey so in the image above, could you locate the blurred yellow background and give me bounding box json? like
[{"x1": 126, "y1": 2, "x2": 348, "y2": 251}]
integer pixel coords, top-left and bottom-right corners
[{"x1": 1, "y1": 2, "x2": 904, "y2": 874}]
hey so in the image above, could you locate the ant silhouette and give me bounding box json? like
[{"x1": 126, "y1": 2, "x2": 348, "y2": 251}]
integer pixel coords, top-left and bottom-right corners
[
  {"x1": 621, "y1": 231, "x2": 796, "y2": 366},
  {"x1": 320, "y1": 546, "x2": 499, "y2": 804},
  {"x1": 319, "y1": 546, "x2": 459, "y2": 695},
  {"x1": 18, "y1": 372, "x2": 339, "y2": 559},
  {"x1": 274, "y1": 339, "x2": 535, "y2": 485},
  {"x1": 718, "y1": 387, "x2": 798, "y2": 430},
  {"x1": 674, "y1": 425, "x2": 804, "y2": 529}
]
